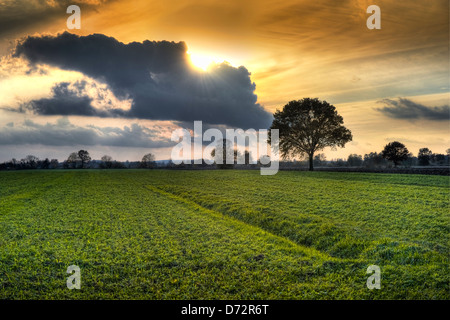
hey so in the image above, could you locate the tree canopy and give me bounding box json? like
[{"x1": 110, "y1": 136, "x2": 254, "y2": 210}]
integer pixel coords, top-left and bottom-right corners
[
  {"x1": 269, "y1": 98, "x2": 352, "y2": 170},
  {"x1": 141, "y1": 153, "x2": 156, "y2": 168},
  {"x1": 78, "y1": 150, "x2": 91, "y2": 169},
  {"x1": 418, "y1": 148, "x2": 432, "y2": 166},
  {"x1": 381, "y1": 141, "x2": 409, "y2": 166}
]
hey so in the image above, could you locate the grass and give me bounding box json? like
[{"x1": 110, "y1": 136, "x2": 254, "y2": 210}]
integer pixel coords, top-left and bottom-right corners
[{"x1": 0, "y1": 170, "x2": 448, "y2": 299}]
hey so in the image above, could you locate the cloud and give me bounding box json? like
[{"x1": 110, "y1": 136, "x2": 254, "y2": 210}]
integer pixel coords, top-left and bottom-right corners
[
  {"x1": 0, "y1": 0, "x2": 111, "y2": 37},
  {"x1": 0, "y1": 117, "x2": 174, "y2": 148},
  {"x1": 13, "y1": 32, "x2": 273, "y2": 129},
  {"x1": 19, "y1": 81, "x2": 96, "y2": 116},
  {"x1": 14, "y1": 80, "x2": 130, "y2": 117},
  {"x1": 376, "y1": 98, "x2": 450, "y2": 121}
]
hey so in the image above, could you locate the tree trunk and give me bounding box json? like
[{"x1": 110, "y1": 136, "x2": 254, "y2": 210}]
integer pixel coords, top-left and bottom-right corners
[{"x1": 309, "y1": 153, "x2": 314, "y2": 171}]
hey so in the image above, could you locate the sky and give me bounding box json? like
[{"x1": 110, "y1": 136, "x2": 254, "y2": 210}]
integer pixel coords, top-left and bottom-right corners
[{"x1": 0, "y1": 0, "x2": 448, "y2": 162}]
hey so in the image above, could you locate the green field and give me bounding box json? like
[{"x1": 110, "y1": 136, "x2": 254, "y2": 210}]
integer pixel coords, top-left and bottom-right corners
[{"x1": 0, "y1": 170, "x2": 448, "y2": 299}]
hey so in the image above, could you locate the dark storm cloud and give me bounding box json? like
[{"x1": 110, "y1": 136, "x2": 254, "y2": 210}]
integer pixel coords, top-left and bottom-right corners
[
  {"x1": 376, "y1": 98, "x2": 450, "y2": 121},
  {"x1": 0, "y1": 118, "x2": 173, "y2": 148},
  {"x1": 13, "y1": 32, "x2": 273, "y2": 129},
  {"x1": 19, "y1": 81, "x2": 96, "y2": 116},
  {"x1": 15, "y1": 81, "x2": 126, "y2": 117}
]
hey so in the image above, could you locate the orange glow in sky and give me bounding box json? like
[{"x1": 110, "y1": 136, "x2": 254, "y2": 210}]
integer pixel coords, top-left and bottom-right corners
[{"x1": 0, "y1": 0, "x2": 448, "y2": 161}]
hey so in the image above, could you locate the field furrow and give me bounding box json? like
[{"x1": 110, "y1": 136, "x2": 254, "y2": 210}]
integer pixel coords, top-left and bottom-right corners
[{"x1": 0, "y1": 170, "x2": 448, "y2": 299}]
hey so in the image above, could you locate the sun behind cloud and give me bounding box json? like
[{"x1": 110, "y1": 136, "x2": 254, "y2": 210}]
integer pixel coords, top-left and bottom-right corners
[{"x1": 188, "y1": 51, "x2": 234, "y2": 71}]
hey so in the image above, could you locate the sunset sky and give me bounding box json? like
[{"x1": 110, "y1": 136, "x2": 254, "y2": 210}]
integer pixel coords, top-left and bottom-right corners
[{"x1": 0, "y1": 0, "x2": 448, "y2": 162}]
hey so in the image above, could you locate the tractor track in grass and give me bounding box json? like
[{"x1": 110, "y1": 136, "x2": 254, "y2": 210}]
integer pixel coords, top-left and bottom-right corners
[
  {"x1": 144, "y1": 184, "x2": 356, "y2": 264},
  {"x1": 0, "y1": 170, "x2": 448, "y2": 299}
]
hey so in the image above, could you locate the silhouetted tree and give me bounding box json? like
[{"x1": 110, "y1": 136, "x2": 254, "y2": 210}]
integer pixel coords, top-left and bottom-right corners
[
  {"x1": 41, "y1": 158, "x2": 50, "y2": 169},
  {"x1": 141, "y1": 153, "x2": 156, "y2": 168},
  {"x1": 363, "y1": 152, "x2": 385, "y2": 168},
  {"x1": 381, "y1": 141, "x2": 409, "y2": 167},
  {"x1": 21, "y1": 155, "x2": 39, "y2": 169},
  {"x1": 347, "y1": 154, "x2": 363, "y2": 167},
  {"x1": 50, "y1": 159, "x2": 59, "y2": 169},
  {"x1": 269, "y1": 98, "x2": 352, "y2": 171},
  {"x1": 101, "y1": 155, "x2": 113, "y2": 169},
  {"x1": 67, "y1": 152, "x2": 79, "y2": 169},
  {"x1": 78, "y1": 150, "x2": 91, "y2": 169},
  {"x1": 418, "y1": 148, "x2": 432, "y2": 166},
  {"x1": 431, "y1": 153, "x2": 445, "y2": 165}
]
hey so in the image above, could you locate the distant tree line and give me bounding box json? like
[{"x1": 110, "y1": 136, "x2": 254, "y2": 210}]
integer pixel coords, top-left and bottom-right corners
[
  {"x1": 0, "y1": 155, "x2": 59, "y2": 170},
  {"x1": 1, "y1": 145, "x2": 449, "y2": 171},
  {"x1": 0, "y1": 150, "x2": 157, "y2": 170},
  {"x1": 289, "y1": 144, "x2": 450, "y2": 169}
]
